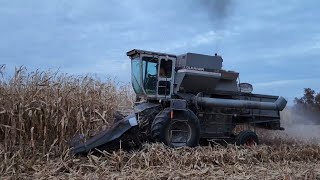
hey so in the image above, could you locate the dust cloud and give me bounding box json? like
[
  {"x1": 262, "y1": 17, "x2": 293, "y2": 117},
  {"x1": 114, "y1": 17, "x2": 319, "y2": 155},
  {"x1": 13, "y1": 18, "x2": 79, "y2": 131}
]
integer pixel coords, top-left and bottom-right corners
[{"x1": 280, "y1": 107, "x2": 320, "y2": 142}]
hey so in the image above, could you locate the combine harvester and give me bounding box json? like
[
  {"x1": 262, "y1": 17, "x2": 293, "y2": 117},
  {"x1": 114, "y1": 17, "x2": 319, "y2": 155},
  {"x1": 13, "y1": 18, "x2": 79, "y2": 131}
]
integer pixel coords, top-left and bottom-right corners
[{"x1": 71, "y1": 49, "x2": 287, "y2": 154}]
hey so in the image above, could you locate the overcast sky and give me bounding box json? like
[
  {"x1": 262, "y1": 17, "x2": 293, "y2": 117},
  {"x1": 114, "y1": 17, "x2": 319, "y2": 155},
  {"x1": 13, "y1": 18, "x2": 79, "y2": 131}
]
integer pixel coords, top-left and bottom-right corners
[{"x1": 0, "y1": 0, "x2": 319, "y2": 103}]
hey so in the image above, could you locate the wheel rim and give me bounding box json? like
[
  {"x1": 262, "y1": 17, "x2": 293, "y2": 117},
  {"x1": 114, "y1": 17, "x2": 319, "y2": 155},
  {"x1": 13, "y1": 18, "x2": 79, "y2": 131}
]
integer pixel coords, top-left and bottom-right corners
[{"x1": 168, "y1": 121, "x2": 191, "y2": 147}]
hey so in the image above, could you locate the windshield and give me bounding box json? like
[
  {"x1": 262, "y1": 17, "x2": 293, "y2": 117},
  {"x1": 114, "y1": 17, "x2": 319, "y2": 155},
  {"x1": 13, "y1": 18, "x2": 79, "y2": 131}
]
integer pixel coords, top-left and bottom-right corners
[
  {"x1": 131, "y1": 58, "x2": 144, "y2": 95},
  {"x1": 131, "y1": 56, "x2": 159, "y2": 96}
]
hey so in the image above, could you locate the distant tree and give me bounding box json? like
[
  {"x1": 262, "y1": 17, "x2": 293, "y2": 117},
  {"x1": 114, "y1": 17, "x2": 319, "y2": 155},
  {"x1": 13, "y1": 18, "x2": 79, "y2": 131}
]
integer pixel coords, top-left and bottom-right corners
[{"x1": 294, "y1": 88, "x2": 320, "y2": 123}]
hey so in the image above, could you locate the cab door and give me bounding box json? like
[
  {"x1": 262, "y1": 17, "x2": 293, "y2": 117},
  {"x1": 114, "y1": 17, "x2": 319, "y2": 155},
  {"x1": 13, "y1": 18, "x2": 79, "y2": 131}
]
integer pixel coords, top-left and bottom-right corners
[{"x1": 157, "y1": 56, "x2": 175, "y2": 99}]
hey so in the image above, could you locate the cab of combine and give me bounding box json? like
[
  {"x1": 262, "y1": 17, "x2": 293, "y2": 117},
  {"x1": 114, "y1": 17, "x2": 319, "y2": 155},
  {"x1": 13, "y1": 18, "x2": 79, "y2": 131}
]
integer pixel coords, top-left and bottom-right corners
[{"x1": 127, "y1": 49, "x2": 176, "y2": 100}]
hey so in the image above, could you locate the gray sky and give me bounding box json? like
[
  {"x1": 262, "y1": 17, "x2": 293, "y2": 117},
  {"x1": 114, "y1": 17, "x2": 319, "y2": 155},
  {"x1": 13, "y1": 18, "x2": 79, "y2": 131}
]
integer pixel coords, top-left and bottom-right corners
[{"x1": 1, "y1": 0, "x2": 320, "y2": 103}]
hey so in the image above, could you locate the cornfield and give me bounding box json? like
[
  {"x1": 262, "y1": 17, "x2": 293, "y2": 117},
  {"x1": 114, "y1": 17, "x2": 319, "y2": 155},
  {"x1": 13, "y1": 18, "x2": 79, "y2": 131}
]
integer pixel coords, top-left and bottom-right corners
[
  {"x1": 1, "y1": 66, "x2": 320, "y2": 179},
  {"x1": 0, "y1": 65, "x2": 134, "y2": 155}
]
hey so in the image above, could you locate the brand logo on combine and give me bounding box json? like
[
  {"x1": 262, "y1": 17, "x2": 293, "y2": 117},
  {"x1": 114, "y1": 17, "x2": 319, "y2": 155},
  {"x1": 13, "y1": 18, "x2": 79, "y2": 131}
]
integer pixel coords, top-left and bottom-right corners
[{"x1": 185, "y1": 66, "x2": 205, "y2": 71}]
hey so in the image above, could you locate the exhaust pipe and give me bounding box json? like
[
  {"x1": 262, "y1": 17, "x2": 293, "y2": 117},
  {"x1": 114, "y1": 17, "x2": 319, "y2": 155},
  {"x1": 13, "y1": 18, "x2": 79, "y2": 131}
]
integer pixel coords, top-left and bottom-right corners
[{"x1": 193, "y1": 95, "x2": 287, "y2": 111}]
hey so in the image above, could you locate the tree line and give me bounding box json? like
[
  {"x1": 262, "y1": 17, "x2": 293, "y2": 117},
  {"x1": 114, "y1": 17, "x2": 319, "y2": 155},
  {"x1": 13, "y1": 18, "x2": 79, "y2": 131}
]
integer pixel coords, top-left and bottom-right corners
[{"x1": 294, "y1": 88, "x2": 320, "y2": 123}]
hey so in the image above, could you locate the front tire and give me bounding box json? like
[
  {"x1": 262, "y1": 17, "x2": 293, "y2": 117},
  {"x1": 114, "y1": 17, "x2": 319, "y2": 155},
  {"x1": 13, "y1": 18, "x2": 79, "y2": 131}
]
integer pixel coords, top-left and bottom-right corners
[{"x1": 151, "y1": 109, "x2": 200, "y2": 147}]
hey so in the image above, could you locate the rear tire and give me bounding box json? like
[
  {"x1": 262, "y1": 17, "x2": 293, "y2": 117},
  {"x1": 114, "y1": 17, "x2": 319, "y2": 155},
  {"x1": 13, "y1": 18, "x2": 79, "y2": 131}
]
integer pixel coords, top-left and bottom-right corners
[
  {"x1": 236, "y1": 130, "x2": 259, "y2": 146},
  {"x1": 151, "y1": 109, "x2": 200, "y2": 147}
]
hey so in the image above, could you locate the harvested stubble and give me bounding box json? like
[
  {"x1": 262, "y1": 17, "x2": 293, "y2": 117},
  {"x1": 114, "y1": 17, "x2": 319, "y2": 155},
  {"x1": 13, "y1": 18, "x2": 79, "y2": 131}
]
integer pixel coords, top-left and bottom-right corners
[
  {"x1": 1, "y1": 143, "x2": 320, "y2": 179},
  {"x1": 1, "y1": 66, "x2": 320, "y2": 179}
]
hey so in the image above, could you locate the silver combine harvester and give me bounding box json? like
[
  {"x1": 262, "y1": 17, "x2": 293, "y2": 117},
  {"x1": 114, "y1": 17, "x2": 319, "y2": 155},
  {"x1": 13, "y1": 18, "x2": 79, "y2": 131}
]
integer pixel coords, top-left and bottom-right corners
[{"x1": 71, "y1": 49, "x2": 287, "y2": 154}]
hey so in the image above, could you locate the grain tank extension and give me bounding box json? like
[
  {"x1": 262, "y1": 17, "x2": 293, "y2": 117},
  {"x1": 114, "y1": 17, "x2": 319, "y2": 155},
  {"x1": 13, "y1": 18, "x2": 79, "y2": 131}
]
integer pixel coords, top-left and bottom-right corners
[{"x1": 71, "y1": 49, "x2": 287, "y2": 154}]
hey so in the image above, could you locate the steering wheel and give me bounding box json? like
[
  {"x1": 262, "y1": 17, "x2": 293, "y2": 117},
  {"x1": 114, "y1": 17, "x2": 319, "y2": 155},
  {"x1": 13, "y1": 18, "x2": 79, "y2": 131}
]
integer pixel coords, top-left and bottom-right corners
[{"x1": 144, "y1": 74, "x2": 157, "y2": 90}]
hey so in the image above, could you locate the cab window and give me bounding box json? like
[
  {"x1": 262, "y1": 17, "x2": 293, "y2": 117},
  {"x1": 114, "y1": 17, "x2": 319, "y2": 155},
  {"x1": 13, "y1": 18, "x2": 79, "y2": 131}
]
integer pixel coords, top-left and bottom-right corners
[
  {"x1": 159, "y1": 59, "x2": 172, "y2": 78},
  {"x1": 142, "y1": 56, "x2": 158, "y2": 95}
]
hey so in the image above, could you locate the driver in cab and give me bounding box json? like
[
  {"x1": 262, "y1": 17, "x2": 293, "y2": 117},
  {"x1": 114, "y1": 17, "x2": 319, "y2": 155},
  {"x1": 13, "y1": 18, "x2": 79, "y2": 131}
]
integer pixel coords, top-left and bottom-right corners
[{"x1": 159, "y1": 66, "x2": 171, "y2": 78}]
